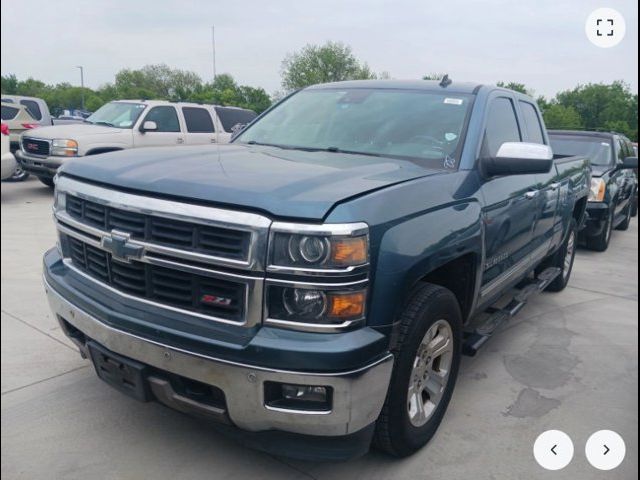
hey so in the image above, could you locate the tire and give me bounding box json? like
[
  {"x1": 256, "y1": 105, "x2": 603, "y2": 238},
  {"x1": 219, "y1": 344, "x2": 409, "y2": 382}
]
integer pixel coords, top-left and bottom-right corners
[
  {"x1": 374, "y1": 283, "x2": 462, "y2": 457},
  {"x1": 539, "y1": 219, "x2": 578, "y2": 292},
  {"x1": 3, "y1": 166, "x2": 29, "y2": 182},
  {"x1": 37, "y1": 176, "x2": 55, "y2": 188},
  {"x1": 631, "y1": 196, "x2": 638, "y2": 218},
  {"x1": 616, "y1": 202, "x2": 632, "y2": 231},
  {"x1": 586, "y1": 208, "x2": 613, "y2": 252}
]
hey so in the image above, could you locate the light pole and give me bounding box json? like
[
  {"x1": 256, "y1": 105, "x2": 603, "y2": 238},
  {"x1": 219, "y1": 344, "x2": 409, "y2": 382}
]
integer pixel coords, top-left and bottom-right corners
[
  {"x1": 76, "y1": 65, "x2": 85, "y2": 111},
  {"x1": 211, "y1": 25, "x2": 217, "y2": 82}
]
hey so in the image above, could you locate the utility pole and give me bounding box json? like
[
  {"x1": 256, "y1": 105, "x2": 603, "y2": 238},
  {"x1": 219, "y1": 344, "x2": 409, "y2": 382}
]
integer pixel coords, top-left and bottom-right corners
[
  {"x1": 76, "y1": 66, "x2": 85, "y2": 111},
  {"x1": 211, "y1": 25, "x2": 217, "y2": 82}
]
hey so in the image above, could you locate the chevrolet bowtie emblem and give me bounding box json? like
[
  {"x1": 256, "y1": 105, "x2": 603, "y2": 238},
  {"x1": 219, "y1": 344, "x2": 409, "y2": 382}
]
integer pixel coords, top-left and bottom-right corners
[{"x1": 101, "y1": 230, "x2": 144, "y2": 263}]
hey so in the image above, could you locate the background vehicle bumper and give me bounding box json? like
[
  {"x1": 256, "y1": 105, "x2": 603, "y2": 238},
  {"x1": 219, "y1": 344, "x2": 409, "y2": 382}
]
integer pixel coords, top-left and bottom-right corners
[
  {"x1": 1, "y1": 152, "x2": 17, "y2": 180},
  {"x1": 15, "y1": 150, "x2": 64, "y2": 178},
  {"x1": 43, "y1": 264, "x2": 394, "y2": 439},
  {"x1": 582, "y1": 202, "x2": 609, "y2": 237}
]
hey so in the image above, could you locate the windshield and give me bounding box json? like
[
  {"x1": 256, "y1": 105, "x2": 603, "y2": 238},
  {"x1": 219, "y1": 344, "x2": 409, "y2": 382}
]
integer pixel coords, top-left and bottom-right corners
[
  {"x1": 550, "y1": 135, "x2": 613, "y2": 166},
  {"x1": 235, "y1": 88, "x2": 472, "y2": 168},
  {"x1": 86, "y1": 102, "x2": 146, "y2": 128}
]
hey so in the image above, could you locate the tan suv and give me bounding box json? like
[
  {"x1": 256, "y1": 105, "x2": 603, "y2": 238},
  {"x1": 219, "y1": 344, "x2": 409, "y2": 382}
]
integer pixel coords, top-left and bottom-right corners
[{"x1": 16, "y1": 100, "x2": 257, "y2": 187}]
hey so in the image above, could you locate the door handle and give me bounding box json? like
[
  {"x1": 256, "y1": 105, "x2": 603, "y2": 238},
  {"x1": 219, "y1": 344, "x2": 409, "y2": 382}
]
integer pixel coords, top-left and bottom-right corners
[
  {"x1": 210, "y1": 138, "x2": 217, "y2": 143},
  {"x1": 524, "y1": 190, "x2": 540, "y2": 199},
  {"x1": 177, "y1": 138, "x2": 184, "y2": 144},
  {"x1": 549, "y1": 182, "x2": 561, "y2": 191}
]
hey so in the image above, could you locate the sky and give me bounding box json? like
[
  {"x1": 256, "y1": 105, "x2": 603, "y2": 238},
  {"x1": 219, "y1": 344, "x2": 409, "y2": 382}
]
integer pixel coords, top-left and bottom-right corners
[{"x1": 1, "y1": 0, "x2": 637, "y2": 99}]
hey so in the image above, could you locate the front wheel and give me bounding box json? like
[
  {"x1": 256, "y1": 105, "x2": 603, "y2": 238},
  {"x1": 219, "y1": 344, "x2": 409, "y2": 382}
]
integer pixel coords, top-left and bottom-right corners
[
  {"x1": 37, "y1": 176, "x2": 55, "y2": 188},
  {"x1": 616, "y1": 202, "x2": 632, "y2": 231},
  {"x1": 374, "y1": 283, "x2": 462, "y2": 457},
  {"x1": 3, "y1": 166, "x2": 29, "y2": 182}
]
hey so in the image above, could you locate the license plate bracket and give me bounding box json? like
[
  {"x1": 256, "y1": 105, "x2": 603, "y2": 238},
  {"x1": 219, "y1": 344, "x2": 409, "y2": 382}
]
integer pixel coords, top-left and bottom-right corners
[{"x1": 87, "y1": 341, "x2": 151, "y2": 402}]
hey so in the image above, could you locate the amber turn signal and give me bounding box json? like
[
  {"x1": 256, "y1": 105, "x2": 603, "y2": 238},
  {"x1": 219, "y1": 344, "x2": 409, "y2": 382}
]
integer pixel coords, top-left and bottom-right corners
[
  {"x1": 331, "y1": 236, "x2": 367, "y2": 265},
  {"x1": 328, "y1": 291, "x2": 366, "y2": 319}
]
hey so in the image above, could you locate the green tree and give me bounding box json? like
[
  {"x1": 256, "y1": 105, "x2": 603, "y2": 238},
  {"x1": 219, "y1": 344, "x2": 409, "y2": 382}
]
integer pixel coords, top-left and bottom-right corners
[
  {"x1": 555, "y1": 81, "x2": 637, "y2": 139},
  {"x1": 542, "y1": 104, "x2": 583, "y2": 129},
  {"x1": 496, "y1": 81, "x2": 530, "y2": 95},
  {"x1": 280, "y1": 41, "x2": 376, "y2": 91},
  {"x1": 1, "y1": 74, "x2": 19, "y2": 94}
]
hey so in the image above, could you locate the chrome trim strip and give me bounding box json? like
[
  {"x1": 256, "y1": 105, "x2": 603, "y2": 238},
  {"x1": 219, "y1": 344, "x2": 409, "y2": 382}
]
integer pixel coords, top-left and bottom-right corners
[
  {"x1": 264, "y1": 277, "x2": 369, "y2": 289},
  {"x1": 480, "y1": 243, "x2": 550, "y2": 299},
  {"x1": 264, "y1": 405, "x2": 332, "y2": 415},
  {"x1": 264, "y1": 317, "x2": 365, "y2": 333},
  {"x1": 56, "y1": 176, "x2": 271, "y2": 271},
  {"x1": 44, "y1": 275, "x2": 394, "y2": 435},
  {"x1": 270, "y1": 221, "x2": 369, "y2": 236}
]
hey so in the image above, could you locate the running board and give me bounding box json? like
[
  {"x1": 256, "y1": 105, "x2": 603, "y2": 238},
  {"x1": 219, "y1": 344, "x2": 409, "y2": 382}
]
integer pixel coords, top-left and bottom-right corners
[{"x1": 462, "y1": 267, "x2": 561, "y2": 356}]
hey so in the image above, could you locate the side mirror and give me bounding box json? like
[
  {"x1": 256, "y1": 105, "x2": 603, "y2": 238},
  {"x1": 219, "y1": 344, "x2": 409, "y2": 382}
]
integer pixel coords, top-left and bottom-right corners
[
  {"x1": 481, "y1": 142, "x2": 554, "y2": 177},
  {"x1": 139, "y1": 120, "x2": 157, "y2": 133},
  {"x1": 620, "y1": 156, "x2": 638, "y2": 169},
  {"x1": 230, "y1": 123, "x2": 246, "y2": 141}
]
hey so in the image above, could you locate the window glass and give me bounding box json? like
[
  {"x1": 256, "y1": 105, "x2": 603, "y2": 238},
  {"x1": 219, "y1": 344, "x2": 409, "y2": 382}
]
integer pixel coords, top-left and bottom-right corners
[
  {"x1": 1, "y1": 98, "x2": 14, "y2": 103},
  {"x1": 236, "y1": 89, "x2": 472, "y2": 168},
  {"x1": 182, "y1": 107, "x2": 215, "y2": 133},
  {"x1": 1, "y1": 105, "x2": 19, "y2": 120},
  {"x1": 86, "y1": 102, "x2": 146, "y2": 128},
  {"x1": 144, "y1": 106, "x2": 181, "y2": 132},
  {"x1": 215, "y1": 107, "x2": 257, "y2": 132},
  {"x1": 549, "y1": 136, "x2": 613, "y2": 166},
  {"x1": 482, "y1": 97, "x2": 521, "y2": 157},
  {"x1": 518, "y1": 101, "x2": 544, "y2": 144},
  {"x1": 20, "y1": 100, "x2": 42, "y2": 120}
]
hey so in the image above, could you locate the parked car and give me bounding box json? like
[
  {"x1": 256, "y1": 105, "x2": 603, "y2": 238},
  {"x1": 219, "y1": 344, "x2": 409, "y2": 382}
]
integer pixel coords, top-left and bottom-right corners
[
  {"x1": 549, "y1": 130, "x2": 638, "y2": 251},
  {"x1": 43, "y1": 80, "x2": 589, "y2": 460},
  {"x1": 1, "y1": 123, "x2": 17, "y2": 180},
  {"x1": 16, "y1": 100, "x2": 256, "y2": 187},
  {"x1": 1, "y1": 103, "x2": 40, "y2": 181},
  {"x1": 1, "y1": 94, "x2": 53, "y2": 126}
]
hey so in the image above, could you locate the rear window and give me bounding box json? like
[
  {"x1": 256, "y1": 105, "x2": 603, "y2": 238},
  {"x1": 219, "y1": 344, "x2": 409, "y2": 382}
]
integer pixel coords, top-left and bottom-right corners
[
  {"x1": 215, "y1": 107, "x2": 257, "y2": 132},
  {"x1": 519, "y1": 101, "x2": 545, "y2": 144},
  {"x1": 1, "y1": 98, "x2": 14, "y2": 103},
  {"x1": 182, "y1": 107, "x2": 215, "y2": 133},
  {"x1": 549, "y1": 135, "x2": 613, "y2": 166},
  {"x1": 20, "y1": 100, "x2": 42, "y2": 120},
  {"x1": 1, "y1": 105, "x2": 19, "y2": 120}
]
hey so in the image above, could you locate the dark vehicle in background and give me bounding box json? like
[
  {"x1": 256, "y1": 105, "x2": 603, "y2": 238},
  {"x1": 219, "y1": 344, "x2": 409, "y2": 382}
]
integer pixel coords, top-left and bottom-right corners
[
  {"x1": 549, "y1": 130, "x2": 638, "y2": 251},
  {"x1": 215, "y1": 105, "x2": 257, "y2": 138},
  {"x1": 43, "y1": 81, "x2": 589, "y2": 459}
]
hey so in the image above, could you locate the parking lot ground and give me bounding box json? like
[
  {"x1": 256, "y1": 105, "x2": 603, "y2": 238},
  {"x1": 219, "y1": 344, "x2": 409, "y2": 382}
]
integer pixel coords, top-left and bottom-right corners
[{"x1": 2, "y1": 178, "x2": 638, "y2": 480}]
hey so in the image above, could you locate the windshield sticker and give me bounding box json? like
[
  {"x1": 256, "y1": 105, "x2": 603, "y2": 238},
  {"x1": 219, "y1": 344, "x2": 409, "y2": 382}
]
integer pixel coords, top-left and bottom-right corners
[
  {"x1": 445, "y1": 133, "x2": 458, "y2": 141},
  {"x1": 444, "y1": 155, "x2": 456, "y2": 169},
  {"x1": 444, "y1": 98, "x2": 464, "y2": 105}
]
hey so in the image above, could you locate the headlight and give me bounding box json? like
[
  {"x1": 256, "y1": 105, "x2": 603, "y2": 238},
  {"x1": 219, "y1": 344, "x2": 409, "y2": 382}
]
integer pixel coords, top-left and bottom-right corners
[
  {"x1": 53, "y1": 187, "x2": 66, "y2": 211},
  {"x1": 269, "y1": 224, "x2": 369, "y2": 270},
  {"x1": 589, "y1": 178, "x2": 606, "y2": 202},
  {"x1": 268, "y1": 286, "x2": 366, "y2": 325},
  {"x1": 51, "y1": 139, "x2": 78, "y2": 157}
]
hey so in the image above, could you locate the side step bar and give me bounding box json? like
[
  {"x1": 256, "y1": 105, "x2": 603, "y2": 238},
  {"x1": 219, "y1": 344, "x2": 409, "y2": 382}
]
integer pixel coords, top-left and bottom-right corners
[{"x1": 462, "y1": 267, "x2": 561, "y2": 356}]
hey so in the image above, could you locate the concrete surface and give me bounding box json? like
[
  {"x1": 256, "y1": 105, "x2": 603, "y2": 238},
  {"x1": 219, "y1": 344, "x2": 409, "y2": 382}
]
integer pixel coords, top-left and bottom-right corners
[{"x1": 1, "y1": 178, "x2": 638, "y2": 480}]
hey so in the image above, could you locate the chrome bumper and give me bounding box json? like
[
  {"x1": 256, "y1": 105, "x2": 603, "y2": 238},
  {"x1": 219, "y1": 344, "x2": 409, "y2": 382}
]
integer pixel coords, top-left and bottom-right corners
[
  {"x1": 15, "y1": 150, "x2": 64, "y2": 177},
  {"x1": 44, "y1": 277, "x2": 393, "y2": 436}
]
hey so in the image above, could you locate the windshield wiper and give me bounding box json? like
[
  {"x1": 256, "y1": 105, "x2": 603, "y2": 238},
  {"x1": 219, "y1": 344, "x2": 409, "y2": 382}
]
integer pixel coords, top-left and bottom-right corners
[
  {"x1": 93, "y1": 121, "x2": 115, "y2": 127},
  {"x1": 245, "y1": 140, "x2": 293, "y2": 149},
  {"x1": 321, "y1": 146, "x2": 385, "y2": 158}
]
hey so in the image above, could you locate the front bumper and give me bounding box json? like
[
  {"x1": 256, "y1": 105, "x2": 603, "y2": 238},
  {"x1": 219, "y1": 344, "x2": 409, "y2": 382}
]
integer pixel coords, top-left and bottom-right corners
[
  {"x1": 582, "y1": 202, "x2": 610, "y2": 237},
  {"x1": 15, "y1": 150, "x2": 66, "y2": 178},
  {"x1": 44, "y1": 274, "x2": 393, "y2": 438}
]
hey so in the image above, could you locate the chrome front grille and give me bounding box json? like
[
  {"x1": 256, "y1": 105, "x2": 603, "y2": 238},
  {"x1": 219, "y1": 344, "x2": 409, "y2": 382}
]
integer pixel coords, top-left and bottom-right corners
[
  {"x1": 65, "y1": 194, "x2": 251, "y2": 260},
  {"x1": 54, "y1": 176, "x2": 271, "y2": 327}
]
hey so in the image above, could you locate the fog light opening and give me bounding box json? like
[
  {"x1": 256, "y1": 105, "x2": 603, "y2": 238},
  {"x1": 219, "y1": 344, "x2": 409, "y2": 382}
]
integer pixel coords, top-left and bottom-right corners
[{"x1": 264, "y1": 382, "x2": 333, "y2": 412}]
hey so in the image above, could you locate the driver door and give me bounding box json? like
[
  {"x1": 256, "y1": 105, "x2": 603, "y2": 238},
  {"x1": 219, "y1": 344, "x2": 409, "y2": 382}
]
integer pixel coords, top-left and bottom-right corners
[{"x1": 134, "y1": 106, "x2": 185, "y2": 148}]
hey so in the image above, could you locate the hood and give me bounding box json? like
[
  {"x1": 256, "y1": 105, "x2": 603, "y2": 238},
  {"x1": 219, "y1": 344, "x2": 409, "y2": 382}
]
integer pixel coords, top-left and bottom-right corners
[
  {"x1": 591, "y1": 164, "x2": 614, "y2": 177},
  {"x1": 23, "y1": 123, "x2": 123, "y2": 138},
  {"x1": 59, "y1": 144, "x2": 442, "y2": 220}
]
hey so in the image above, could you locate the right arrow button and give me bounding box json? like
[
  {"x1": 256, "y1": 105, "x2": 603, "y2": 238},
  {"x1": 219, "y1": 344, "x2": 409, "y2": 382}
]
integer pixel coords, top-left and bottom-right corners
[{"x1": 586, "y1": 430, "x2": 625, "y2": 470}]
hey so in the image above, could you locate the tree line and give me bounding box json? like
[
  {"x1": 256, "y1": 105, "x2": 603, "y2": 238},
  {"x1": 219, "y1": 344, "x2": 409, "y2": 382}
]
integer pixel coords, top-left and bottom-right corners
[{"x1": 1, "y1": 41, "x2": 637, "y2": 140}]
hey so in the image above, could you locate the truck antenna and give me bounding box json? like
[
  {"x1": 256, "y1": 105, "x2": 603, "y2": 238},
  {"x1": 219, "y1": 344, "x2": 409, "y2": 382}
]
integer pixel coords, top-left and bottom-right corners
[{"x1": 439, "y1": 74, "x2": 452, "y2": 88}]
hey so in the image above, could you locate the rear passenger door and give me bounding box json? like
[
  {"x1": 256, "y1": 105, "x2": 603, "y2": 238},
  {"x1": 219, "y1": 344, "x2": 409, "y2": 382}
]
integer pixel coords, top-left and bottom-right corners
[
  {"x1": 519, "y1": 100, "x2": 560, "y2": 253},
  {"x1": 181, "y1": 107, "x2": 218, "y2": 145},
  {"x1": 134, "y1": 106, "x2": 184, "y2": 148},
  {"x1": 479, "y1": 95, "x2": 541, "y2": 300}
]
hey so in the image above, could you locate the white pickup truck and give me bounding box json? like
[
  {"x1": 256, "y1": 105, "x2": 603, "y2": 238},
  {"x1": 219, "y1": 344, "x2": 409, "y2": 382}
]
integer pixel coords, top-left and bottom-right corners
[{"x1": 15, "y1": 100, "x2": 257, "y2": 186}]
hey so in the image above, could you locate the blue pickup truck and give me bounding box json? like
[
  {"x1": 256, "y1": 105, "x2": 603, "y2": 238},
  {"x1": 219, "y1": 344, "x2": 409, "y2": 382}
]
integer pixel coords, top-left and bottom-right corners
[{"x1": 43, "y1": 80, "x2": 589, "y2": 459}]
